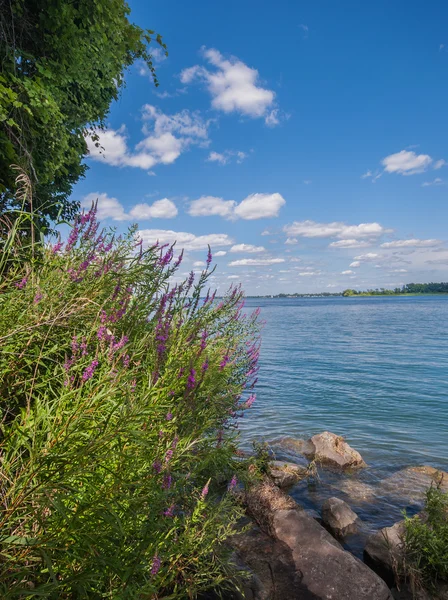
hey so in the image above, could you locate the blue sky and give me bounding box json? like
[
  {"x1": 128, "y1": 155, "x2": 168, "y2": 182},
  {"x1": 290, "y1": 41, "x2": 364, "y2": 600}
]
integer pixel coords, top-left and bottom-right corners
[{"x1": 73, "y1": 0, "x2": 448, "y2": 294}]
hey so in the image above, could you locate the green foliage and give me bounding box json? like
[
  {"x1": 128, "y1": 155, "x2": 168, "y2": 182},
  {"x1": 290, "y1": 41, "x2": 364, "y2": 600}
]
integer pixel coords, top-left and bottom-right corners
[
  {"x1": 343, "y1": 283, "x2": 448, "y2": 296},
  {"x1": 0, "y1": 206, "x2": 261, "y2": 598},
  {"x1": 0, "y1": 0, "x2": 166, "y2": 232},
  {"x1": 404, "y1": 486, "x2": 448, "y2": 592}
]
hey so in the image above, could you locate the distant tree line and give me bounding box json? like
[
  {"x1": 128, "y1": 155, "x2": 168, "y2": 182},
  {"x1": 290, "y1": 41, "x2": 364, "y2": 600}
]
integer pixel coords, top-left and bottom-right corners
[{"x1": 342, "y1": 282, "x2": 448, "y2": 296}]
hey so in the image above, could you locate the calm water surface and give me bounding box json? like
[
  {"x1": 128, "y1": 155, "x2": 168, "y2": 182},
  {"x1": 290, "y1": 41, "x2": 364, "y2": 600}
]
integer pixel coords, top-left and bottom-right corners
[{"x1": 240, "y1": 295, "x2": 448, "y2": 549}]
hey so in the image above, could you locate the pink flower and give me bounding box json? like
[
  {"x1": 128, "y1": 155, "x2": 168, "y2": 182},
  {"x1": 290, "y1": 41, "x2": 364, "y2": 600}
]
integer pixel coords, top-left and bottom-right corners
[{"x1": 82, "y1": 359, "x2": 99, "y2": 381}]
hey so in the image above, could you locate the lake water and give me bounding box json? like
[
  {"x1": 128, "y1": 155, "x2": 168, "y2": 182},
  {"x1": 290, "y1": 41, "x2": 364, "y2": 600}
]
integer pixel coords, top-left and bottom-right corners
[{"x1": 240, "y1": 295, "x2": 448, "y2": 552}]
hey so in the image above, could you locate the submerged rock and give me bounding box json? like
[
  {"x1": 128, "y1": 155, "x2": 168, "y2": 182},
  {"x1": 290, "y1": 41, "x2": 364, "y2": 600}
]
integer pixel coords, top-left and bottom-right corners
[
  {"x1": 244, "y1": 480, "x2": 393, "y2": 600},
  {"x1": 321, "y1": 496, "x2": 360, "y2": 538},
  {"x1": 335, "y1": 478, "x2": 376, "y2": 502},
  {"x1": 380, "y1": 465, "x2": 448, "y2": 505},
  {"x1": 268, "y1": 460, "x2": 308, "y2": 488},
  {"x1": 304, "y1": 431, "x2": 367, "y2": 470}
]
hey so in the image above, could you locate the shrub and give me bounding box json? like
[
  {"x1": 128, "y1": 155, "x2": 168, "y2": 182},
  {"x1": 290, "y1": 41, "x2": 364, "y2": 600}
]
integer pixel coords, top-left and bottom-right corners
[
  {"x1": 404, "y1": 485, "x2": 448, "y2": 593},
  {"x1": 0, "y1": 204, "x2": 261, "y2": 598}
]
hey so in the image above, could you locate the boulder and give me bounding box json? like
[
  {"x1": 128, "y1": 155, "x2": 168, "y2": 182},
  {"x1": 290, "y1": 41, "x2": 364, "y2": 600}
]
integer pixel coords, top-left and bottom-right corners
[
  {"x1": 268, "y1": 460, "x2": 308, "y2": 488},
  {"x1": 321, "y1": 496, "x2": 360, "y2": 538},
  {"x1": 380, "y1": 466, "x2": 448, "y2": 505},
  {"x1": 245, "y1": 480, "x2": 393, "y2": 600},
  {"x1": 364, "y1": 521, "x2": 405, "y2": 587},
  {"x1": 304, "y1": 431, "x2": 367, "y2": 470}
]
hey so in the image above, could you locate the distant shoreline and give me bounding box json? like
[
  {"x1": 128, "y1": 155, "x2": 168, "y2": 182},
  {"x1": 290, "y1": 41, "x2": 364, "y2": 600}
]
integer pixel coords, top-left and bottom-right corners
[{"x1": 245, "y1": 292, "x2": 448, "y2": 299}]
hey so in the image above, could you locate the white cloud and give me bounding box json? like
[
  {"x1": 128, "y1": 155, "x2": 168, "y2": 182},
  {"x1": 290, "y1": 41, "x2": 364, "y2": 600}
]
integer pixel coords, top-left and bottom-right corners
[
  {"x1": 215, "y1": 250, "x2": 227, "y2": 257},
  {"x1": 361, "y1": 170, "x2": 372, "y2": 179},
  {"x1": 298, "y1": 271, "x2": 321, "y2": 276},
  {"x1": 265, "y1": 109, "x2": 280, "y2": 127},
  {"x1": 180, "y1": 47, "x2": 278, "y2": 122},
  {"x1": 341, "y1": 270, "x2": 355, "y2": 275},
  {"x1": 353, "y1": 253, "x2": 380, "y2": 261},
  {"x1": 188, "y1": 196, "x2": 236, "y2": 218},
  {"x1": 207, "y1": 149, "x2": 248, "y2": 165},
  {"x1": 284, "y1": 220, "x2": 389, "y2": 239},
  {"x1": 230, "y1": 244, "x2": 265, "y2": 253},
  {"x1": 285, "y1": 237, "x2": 298, "y2": 245},
  {"x1": 138, "y1": 229, "x2": 234, "y2": 251},
  {"x1": 234, "y1": 193, "x2": 286, "y2": 220},
  {"x1": 349, "y1": 261, "x2": 361, "y2": 268},
  {"x1": 380, "y1": 238, "x2": 442, "y2": 248},
  {"x1": 188, "y1": 192, "x2": 285, "y2": 220},
  {"x1": 422, "y1": 178, "x2": 443, "y2": 187},
  {"x1": 433, "y1": 159, "x2": 446, "y2": 170},
  {"x1": 82, "y1": 192, "x2": 128, "y2": 221},
  {"x1": 329, "y1": 239, "x2": 371, "y2": 248},
  {"x1": 229, "y1": 258, "x2": 285, "y2": 267},
  {"x1": 228, "y1": 275, "x2": 240, "y2": 279},
  {"x1": 193, "y1": 261, "x2": 206, "y2": 267},
  {"x1": 86, "y1": 105, "x2": 210, "y2": 172},
  {"x1": 129, "y1": 198, "x2": 178, "y2": 219},
  {"x1": 82, "y1": 193, "x2": 178, "y2": 222},
  {"x1": 390, "y1": 269, "x2": 408, "y2": 273},
  {"x1": 381, "y1": 150, "x2": 433, "y2": 175}
]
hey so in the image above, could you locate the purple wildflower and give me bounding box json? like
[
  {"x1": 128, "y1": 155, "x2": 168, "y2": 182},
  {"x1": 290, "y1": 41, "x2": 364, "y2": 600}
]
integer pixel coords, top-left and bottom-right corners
[
  {"x1": 33, "y1": 291, "x2": 43, "y2": 304},
  {"x1": 246, "y1": 394, "x2": 256, "y2": 408},
  {"x1": 219, "y1": 355, "x2": 230, "y2": 371},
  {"x1": 201, "y1": 359, "x2": 209, "y2": 372},
  {"x1": 201, "y1": 482, "x2": 209, "y2": 499},
  {"x1": 151, "y1": 555, "x2": 161, "y2": 576},
  {"x1": 174, "y1": 250, "x2": 184, "y2": 268},
  {"x1": 187, "y1": 368, "x2": 196, "y2": 390},
  {"x1": 52, "y1": 240, "x2": 63, "y2": 253},
  {"x1": 122, "y1": 354, "x2": 130, "y2": 368},
  {"x1": 162, "y1": 473, "x2": 172, "y2": 489},
  {"x1": 166, "y1": 412, "x2": 173, "y2": 421},
  {"x1": 165, "y1": 448, "x2": 173, "y2": 463},
  {"x1": 65, "y1": 224, "x2": 79, "y2": 252},
  {"x1": 228, "y1": 475, "x2": 238, "y2": 491},
  {"x1": 163, "y1": 504, "x2": 175, "y2": 517},
  {"x1": 153, "y1": 460, "x2": 162, "y2": 474},
  {"x1": 82, "y1": 359, "x2": 99, "y2": 381},
  {"x1": 200, "y1": 329, "x2": 208, "y2": 351},
  {"x1": 15, "y1": 277, "x2": 28, "y2": 289},
  {"x1": 206, "y1": 246, "x2": 212, "y2": 267}
]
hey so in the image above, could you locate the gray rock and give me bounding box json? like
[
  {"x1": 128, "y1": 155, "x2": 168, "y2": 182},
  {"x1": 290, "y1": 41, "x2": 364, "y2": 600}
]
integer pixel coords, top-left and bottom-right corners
[
  {"x1": 268, "y1": 460, "x2": 308, "y2": 488},
  {"x1": 364, "y1": 521, "x2": 405, "y2": 587},
  {"x1": 304, "y1": 431, "x2": 367, "y2": 470},
  {"x1": 245, "y1": 480, "x2": 393, "y2": 600},
  {"x1": 321, "y1": 496, "x2": 360, "y2": 538},
  {"x1": 335, "y1": 479, "x2": 376, "y2": 502}
]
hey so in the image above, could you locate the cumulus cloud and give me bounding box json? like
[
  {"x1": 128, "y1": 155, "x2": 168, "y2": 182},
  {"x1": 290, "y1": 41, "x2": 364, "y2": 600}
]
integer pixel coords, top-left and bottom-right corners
[
  {"x1": 138, "y1": 229, "x2": 234, "y2": 251},
  {"x1": 229, "y1": 258, "x2": 285, "y2": 267},
  {"x1": 381, "y1": 150, "x2": 433, "y2": 175},
  {"x1": 193, "y1": 261, "x2": 206, "y2": 267},
  {"x1": 341, "y1": 270, "x2": 355, "y2": 275},
  {"x1": 207, "y1": 149, "x2": 247, "y2": 165},
  {"x1": 129, "y1": 199, "x2": 178, "y2": 219},
  {"x1": 349, "y1": 261, "x2": 361, "y2": 268},
  {"x1": 215, "y1": 250, "x2": 227, "y2": 257},
  {"x1": 353, "y1": 253, "x2": 380, "y2": 261},
  {"x1": 329, "y1": 239, "x2": 372, "y2": 249},
  {"x1": 86, "y1": 105, "x2": 210, "y2": 172},
  {"x1": 188, "y1": 192, "x2": 285, "y2": 220},
  {"x1": 284, "y1": 220, "x2": 389, "y2": 239},
  {"x1": 230, "y1": 244, "x2": 265, "y2": 253},
  {"x1": 82, "y1": 193, "x2": 178, "y2": 221},
  {"x1": 180, "y1": 47, "x2": 280, "y2": 125},
  {"x1": 380, "y1": 238, "x2": 442, "y2": 248},
  {"x1": 285, "y1": 237, "x2": 298, "y2": 245},
  {"x1": 433, "y1": 159, "x2": 446, "y2": 170}
]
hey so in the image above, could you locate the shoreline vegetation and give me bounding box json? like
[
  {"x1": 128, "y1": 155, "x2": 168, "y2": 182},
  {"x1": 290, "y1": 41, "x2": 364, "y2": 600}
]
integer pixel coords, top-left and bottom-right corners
[{"x1": 245, "y1": 282, "x2": 448, "y2": 299}]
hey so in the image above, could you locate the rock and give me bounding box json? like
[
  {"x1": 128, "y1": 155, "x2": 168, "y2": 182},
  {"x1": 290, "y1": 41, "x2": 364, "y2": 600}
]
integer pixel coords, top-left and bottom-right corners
[
  {"x1": 245, "y1": 480, "x2": 393, "y2": 600},
  {"x1": 321, "y1": 496, "x2": 360, "y2": 538},
  {"x1": 335, "y1": 479, "x2": 376, "y2": 502},
  {"x1": 230, "y1": 525, "x2": 307, "y2": 600},
  {"x1": 380, "y1": 466, "x2": 448, "y2": 505},
  {"x1": 268, "y1": 460, "x2": 308, "y2": 488},
  {"x1": 304, "y1": 431, "x2": 367, "y2": 470},
  {"x1": 391, "y1": 582, "x2": 448, "y2": 600},
  {"x1": 268, "y1": 437, "x2": 314, "y2": 463},
  {"x1": 364, "y1": 521, "x2": 405, "y2": 587}
]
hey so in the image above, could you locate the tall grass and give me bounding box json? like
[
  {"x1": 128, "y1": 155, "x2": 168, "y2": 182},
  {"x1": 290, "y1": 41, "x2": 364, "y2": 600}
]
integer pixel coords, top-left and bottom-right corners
[{"x1": 0, "y1": 202, "x2": 261, "y2": 598}]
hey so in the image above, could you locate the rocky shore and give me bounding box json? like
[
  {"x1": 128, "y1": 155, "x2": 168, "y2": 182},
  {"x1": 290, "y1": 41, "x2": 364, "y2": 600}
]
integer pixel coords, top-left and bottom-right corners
[{"x1": 229, "y1": 432, "x2": 448, "y2": 600}]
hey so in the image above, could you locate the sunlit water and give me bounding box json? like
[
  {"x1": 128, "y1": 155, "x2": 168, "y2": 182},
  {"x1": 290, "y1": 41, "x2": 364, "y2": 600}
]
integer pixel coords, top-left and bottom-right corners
[{"x1": 239, "y1": 295, "x2": 448, "y2": 554}]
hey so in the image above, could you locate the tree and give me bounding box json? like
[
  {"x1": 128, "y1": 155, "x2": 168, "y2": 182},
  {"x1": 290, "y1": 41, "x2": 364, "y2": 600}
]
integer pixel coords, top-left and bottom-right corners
[{"x1": 0, "y1": 0, "x2": 165, "y2": 233}]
